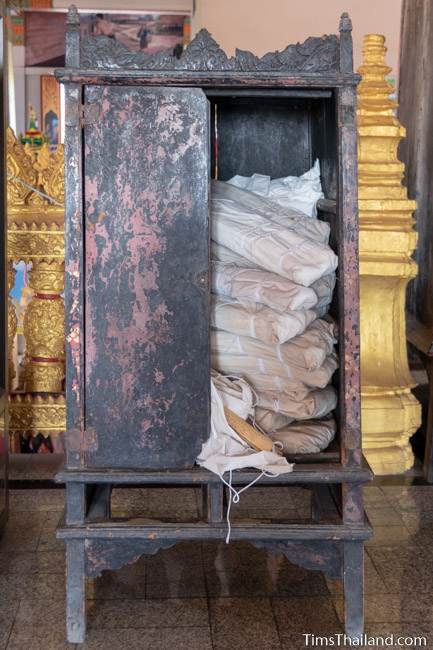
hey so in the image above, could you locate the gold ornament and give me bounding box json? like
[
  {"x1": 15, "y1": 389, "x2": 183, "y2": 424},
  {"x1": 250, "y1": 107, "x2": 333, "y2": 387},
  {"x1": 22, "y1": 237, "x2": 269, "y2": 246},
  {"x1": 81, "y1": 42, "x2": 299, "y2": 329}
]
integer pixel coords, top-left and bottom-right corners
[
  {"x1": 7, "y1": 262, "x2": 17, "y2": 389},
  {"x1": 7, "y1": 128, "x2": 66, "y2": 438},
  {"x1": 358, "y1": 35, "x2": 421, "y2": 474},
  {"x1": 9, "y1": 393, "x2": 66, "y2": 434},
  {"x1": 23, "y1": 259, "x2": 65, "y2": 392}
]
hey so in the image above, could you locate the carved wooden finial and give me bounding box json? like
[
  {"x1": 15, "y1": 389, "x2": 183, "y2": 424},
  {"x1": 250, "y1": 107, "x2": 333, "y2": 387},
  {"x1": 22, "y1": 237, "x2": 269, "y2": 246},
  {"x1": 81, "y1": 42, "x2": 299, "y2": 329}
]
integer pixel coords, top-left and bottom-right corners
[
  {"x1": 339, "y1": 12, "x2": 353, "y2": 73},
  {"x1": 339, "y1": 12, "x2": 353, "y2": 33},
  {"x1": 65, "y1": 5, "x2": 80, "y2": 66},
  {"x1": 66, "y1": 5, "x2": 79, "y2": 27}
]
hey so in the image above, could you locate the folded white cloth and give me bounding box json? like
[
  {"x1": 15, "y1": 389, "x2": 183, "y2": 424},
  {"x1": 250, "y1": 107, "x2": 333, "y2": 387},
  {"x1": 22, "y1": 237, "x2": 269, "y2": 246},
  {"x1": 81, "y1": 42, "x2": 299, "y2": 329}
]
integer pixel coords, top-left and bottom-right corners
[
  {"x1": 255, "y1": 385, "x2": 338, "y2": 421},
  {"x1": 212, "y1": 261, "x2": 319, "y2": 313},
  {"x1": 197, "y1": 376, "x2": 292, "y2": 476},
  {"x1": 254, "y1": 409, "x2": 294, "y2": 431},
  {"x1": 211, "y1": 241, "x2": 261, "y2": 269},
  {"x1": 227, "y1": 160, "x2": 324, "y2": 218},
  {"x1": 211, "y1": 180, "x2": 338, "y2": 286},
  {"x1": 269, "y1": 417, "x2": 336, "y2": 454},
  {"x1": 211, "y1": 350, "x2": 338, "y2": 390},
  {"x1": 211, "y1": 295, "x2": 317, "y2": 345},
  {"x1": 211, "y1": 319, "x2": 336, "y2": 372},
  {"x1": 210, "y1": 369, "x2": 254, "y2": 420}
]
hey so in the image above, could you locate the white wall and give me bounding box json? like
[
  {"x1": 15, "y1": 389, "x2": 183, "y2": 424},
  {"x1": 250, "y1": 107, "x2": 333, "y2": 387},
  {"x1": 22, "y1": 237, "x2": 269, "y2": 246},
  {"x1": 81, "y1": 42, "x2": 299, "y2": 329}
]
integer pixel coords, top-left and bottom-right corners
[{"x1": 192, "y1": 0, "x2": 403, "y2": 76}]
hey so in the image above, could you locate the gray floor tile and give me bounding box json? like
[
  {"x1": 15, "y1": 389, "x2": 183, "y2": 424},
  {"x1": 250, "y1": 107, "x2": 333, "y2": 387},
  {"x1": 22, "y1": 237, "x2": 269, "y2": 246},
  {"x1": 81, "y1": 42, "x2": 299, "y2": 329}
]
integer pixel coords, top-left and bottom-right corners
[
  {"x1": 364, "y1": 505, "x2": 405, "y2": 526},
  {"x1": 0, "y1": 572, "x2": 65, "y2": 602},
  {"x1": 333, "y1": 593, "x2": 433, "y2": 624},
  {"x1": 87, "y1": 563, "x2": 146, "y2": 600},
  {"x1": 87, "y1": 597, "x2": 209, "y2": 629},
  {"x1": 0, "y1": 599, "x2": 19, "y2": 650},
  {"x1": 111, "y1": 488, "x2": 148, "y2": 515},
  {"x1": 365, "y1": 525, "x2": 411, "y2": 547},
  {"x1": 8, "y1": 489, "x2": 64, "y2": 512},
  {"x1": 206, "y1": 554, "x2": 328, "y2": 597},
  {"x1": 12, "y1": 597, "x2": 66, "y2": 628},
  {"x1": 6, "y1": 627, "x2": 74, "y2": 650},
  {"x1": 147, "y1": 488, "x2": 199, "y2": 519},
  {"x1": 381, "y1": 485, "x2": 433, "y2": 512},
  {"x1": 368, "y1": 542, "x2": 433, "y2": 593},
  {"x1": 0, "y1": 550, "x2": 64, "y2": 574},
  {"x1": 272, "y1": 595, "x2": 342, "y2": 636},
  {"x1": 210, "y1": 596, "x2": 281, "y2": 650},
  {"x1": 80, "y1": 627, "x2": 212, "y2": 650},
  {"x1": 325, "y1": 551, "x2": 389, "y2": 596}
]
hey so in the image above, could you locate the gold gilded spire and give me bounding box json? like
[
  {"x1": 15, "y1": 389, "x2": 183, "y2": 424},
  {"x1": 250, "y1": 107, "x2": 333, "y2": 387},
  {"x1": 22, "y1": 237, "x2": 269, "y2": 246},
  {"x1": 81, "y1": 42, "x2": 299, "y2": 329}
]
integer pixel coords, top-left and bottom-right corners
[{"x1": 358, "y1": 34, "x2": 420, "y2": 474}]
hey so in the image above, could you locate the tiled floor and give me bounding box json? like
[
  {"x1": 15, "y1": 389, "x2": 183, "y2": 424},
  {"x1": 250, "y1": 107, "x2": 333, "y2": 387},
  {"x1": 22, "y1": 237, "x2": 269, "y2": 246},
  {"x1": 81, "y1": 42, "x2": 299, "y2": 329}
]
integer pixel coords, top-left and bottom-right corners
[{"x1": 1, "y1": 481, "x2": 433, "y2": 649}]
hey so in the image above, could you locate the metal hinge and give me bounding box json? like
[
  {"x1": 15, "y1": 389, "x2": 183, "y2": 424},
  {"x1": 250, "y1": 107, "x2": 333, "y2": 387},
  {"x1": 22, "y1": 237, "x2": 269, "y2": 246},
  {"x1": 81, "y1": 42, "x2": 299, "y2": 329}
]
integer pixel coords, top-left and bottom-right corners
[
  {"x1": 80, "y1": 103, "x2": 101, "y2": 127},
  {"x1": 66, "y1": 103, "x2": 101, "y2": 128}
]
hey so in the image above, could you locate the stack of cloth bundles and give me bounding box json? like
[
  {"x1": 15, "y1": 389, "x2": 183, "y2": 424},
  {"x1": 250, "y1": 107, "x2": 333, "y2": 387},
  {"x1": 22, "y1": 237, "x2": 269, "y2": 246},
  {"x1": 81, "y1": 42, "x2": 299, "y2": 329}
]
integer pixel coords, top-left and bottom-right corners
[{"x1": 210, "y1": 163, "x2": 339, "y2": 455}]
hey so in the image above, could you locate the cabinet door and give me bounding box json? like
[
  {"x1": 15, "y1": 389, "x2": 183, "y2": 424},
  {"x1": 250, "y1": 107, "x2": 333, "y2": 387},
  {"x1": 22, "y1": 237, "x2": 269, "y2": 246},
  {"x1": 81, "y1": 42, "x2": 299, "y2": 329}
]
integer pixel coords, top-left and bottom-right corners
[{"x1": 83, "y1": 85, "x2": 210, "y2": 469}]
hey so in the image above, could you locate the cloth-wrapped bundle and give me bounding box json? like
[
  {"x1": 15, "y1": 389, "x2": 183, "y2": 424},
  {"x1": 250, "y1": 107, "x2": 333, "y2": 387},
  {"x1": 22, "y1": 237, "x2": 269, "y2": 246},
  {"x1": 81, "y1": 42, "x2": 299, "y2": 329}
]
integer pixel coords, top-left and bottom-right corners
[
  {"x1": 269, "y1": 418, "x2": 336, "y2": 454},
  {"x1": 211, "y1": 295, "x2": 317, "y2": 345},
  {"x1": 227, "y1": 160, "x2": 324, "y2": 218},
  {"x1": 206, "y1": 164, "x2": 339, "y2": 462},
  {"x1": 211, "y1": 351, "x2": 338, "y2": 391},
  {"x1": 255, "y1": 385, "x2": 338, "y2": 422},
  {"x1": 211, "y1": 180, "x2": 338, "y2": 286},
  {"x1": 211, "y1": 261, "x2": 318, "y2": 313},
  {"x1": 211, "y1": 320, "x2": 336, "y2": 372}
]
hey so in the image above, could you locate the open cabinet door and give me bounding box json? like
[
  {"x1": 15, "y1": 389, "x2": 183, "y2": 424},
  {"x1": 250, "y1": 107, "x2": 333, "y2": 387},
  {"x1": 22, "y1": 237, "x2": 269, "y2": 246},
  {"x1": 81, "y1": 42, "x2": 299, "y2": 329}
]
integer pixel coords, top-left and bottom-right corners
[
  {"x1": 81, "y1": 85, "x2": 210, "y2": 469},
  {"x1": 0, "y1": 12, "x2": 8, "y2": 532}
]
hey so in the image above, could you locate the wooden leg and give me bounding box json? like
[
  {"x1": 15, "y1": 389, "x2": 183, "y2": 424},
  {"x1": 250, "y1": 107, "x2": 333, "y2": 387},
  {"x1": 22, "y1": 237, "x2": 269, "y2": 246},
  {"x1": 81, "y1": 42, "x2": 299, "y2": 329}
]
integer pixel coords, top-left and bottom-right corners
[
  {"x1": 202, "y1": 483, "x2": 224, "y2": 523},
  {"x1": 66, "y1": 483, "x2": 87, "y2": 525},
  {"x1": 343, "y1": 540, "x2": 364, "y2": 640},
  {"x1": 66, "y1": 540, "x2": 86, "y2": 644}
]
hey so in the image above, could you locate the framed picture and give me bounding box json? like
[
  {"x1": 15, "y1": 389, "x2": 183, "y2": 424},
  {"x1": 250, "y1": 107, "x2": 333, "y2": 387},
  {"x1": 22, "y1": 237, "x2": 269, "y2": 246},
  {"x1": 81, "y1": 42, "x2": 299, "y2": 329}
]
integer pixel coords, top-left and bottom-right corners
[
  {"x1": 25, "y1": 11, "x2": 189, "y2": 67},
  {"x1": 40, "y1": 75, "x2": 60, "y2": 145}
]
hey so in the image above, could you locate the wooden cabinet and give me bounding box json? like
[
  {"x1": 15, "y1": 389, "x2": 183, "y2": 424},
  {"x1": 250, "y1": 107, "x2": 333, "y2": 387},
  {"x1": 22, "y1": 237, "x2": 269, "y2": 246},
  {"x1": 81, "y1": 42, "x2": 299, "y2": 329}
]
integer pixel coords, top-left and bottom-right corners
[{"x1": 57, "y1": 7, "x2": 372, "y2": 643}]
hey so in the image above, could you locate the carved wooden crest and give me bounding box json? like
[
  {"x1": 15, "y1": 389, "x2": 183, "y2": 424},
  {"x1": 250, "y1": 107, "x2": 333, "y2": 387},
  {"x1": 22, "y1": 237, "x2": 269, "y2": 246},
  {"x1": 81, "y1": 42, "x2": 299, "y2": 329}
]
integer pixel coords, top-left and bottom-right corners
[{"x1": 80, "y1": 28, "x2": 341, "y2": 73}]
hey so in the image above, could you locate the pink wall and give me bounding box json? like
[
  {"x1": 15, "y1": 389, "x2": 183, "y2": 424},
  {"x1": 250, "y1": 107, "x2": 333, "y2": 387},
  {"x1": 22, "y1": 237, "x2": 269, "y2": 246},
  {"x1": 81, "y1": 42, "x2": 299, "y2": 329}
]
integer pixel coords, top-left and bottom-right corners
[{"x1": 193, "y1": 0, "x2": 402, "y2": 76}]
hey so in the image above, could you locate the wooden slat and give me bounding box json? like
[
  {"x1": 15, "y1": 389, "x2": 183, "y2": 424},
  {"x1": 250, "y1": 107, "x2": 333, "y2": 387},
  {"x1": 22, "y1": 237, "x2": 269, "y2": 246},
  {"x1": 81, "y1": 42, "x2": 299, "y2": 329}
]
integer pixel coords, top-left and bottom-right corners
[
  {"x1": 317, "y1": 198, "x2": 337, "y2": 214},
  {"x1": 58, "y1": 518, "x2": 373, "y2": 542},
  {"x1": 56, "y1": 461, "x2": 372, "y2": 486}
]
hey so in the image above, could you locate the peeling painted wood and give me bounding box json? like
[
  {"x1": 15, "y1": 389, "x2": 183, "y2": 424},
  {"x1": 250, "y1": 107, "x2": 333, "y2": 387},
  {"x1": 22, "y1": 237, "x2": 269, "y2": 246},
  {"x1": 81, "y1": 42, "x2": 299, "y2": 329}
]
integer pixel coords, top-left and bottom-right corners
[{"x1": 82, "y1": 85, "x2": 210, "y2": 469}]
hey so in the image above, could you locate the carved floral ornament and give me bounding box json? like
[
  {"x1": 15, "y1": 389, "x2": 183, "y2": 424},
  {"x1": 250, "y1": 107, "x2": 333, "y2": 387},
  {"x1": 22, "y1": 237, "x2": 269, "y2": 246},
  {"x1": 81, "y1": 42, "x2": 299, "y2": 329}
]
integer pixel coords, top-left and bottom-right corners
[
  {"x1": 67, "y1": 2, "x2": 352, "y2": 74},
  {"x1": 6, "y1": 127, "x2": 65, "y2": 209},
  {"x1": 80, "y1": 29, "x2": 342, "y2": 72}
]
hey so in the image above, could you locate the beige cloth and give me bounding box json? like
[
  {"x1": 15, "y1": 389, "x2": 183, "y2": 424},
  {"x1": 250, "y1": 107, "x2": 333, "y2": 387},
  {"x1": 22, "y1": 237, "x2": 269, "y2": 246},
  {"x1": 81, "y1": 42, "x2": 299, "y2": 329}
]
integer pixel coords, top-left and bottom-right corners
[
  {"x1": 211, "y1": 319, "x2": 336, "y2": 371},
  {"x1": 254, "y1": 409, "x2": 294, "y2": 431},
  {"x1": 269, "y1": 418, "x2": 336, "y2": 454},
  {"x1": 211, "y1": 351, "x2": 338, "y2": 390},
  {"x1": 210, "y1": 369, "x2": 254, "y2": 420},
  {"x1": 211, "y1": 295, "x2": 317, "y2": 345},
  {"x1": 211, "y1": 241, "x2": 261, "y2": 269},
  {"x1": 255, "y1": 385, "x2": 337, "y2": 420},
  {"x1": 212, "y1": 261, "x2": 319, "y2": 313},
  {"x1": 213, "y1": 179, "x2": 329, "y2": 243},
  {"x1": 211, "y1": 181, "x2": 338, "y2": 286}
]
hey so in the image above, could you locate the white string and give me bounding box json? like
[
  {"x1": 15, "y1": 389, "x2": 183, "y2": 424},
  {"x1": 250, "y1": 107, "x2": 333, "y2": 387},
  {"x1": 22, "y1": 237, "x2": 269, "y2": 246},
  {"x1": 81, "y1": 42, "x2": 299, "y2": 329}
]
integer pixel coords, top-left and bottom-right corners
[
  {"x1": 218, "y1": 459, "x2": 282, "y2": 544},
  {"x1": 219, "y1": 469, "x2": 268, "y2": 544}
]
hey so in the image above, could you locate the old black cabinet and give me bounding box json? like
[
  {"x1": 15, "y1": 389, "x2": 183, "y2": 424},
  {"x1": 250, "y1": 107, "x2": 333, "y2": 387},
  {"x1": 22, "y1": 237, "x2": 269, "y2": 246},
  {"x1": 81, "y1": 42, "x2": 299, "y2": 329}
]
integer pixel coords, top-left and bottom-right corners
[{"x1": 56, "y1": 6, "x2": 372, "y2": 643}]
